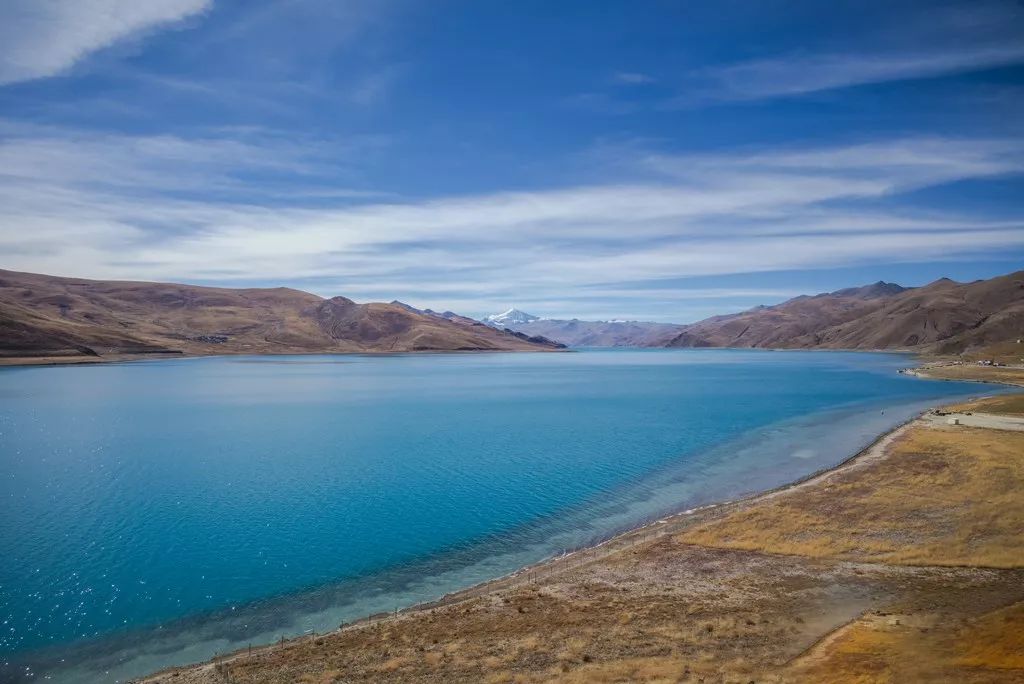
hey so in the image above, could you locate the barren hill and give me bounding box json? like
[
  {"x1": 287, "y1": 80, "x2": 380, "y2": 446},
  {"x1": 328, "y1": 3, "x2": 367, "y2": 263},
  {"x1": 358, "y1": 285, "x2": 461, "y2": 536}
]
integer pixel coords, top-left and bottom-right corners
[
  {"x1": 0, "y1": 269, "x2": 563, "y2": 362},
  {"x1": 666, "y1": 271, "x2": 1024, "y2": 354}
]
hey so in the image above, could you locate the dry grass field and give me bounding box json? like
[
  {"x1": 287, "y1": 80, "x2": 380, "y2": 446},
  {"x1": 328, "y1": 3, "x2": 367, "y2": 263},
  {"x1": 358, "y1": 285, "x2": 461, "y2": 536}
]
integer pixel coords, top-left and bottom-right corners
[
  {"x1": 141, "y1": 390, "x2": 1024, "y2": 684},
  {"x1": 946, "y1": 392, "x2": 1024, "y2": 416},
  {"x1": 785, "y1": 600, "x2": 1024, "y2": 683},
  {"x1": 917, "y1": 363, "x2": 1024, "y2": 387},
  {"x1": 679, "y1": 423, "x2": 1024, "y2": 568}
]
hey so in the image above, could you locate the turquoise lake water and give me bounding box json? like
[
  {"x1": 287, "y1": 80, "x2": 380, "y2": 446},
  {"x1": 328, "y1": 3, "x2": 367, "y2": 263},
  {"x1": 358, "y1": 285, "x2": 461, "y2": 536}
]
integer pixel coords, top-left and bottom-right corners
[{"x1": 0, "y1": 349, "x2": 991, "y2": 682}]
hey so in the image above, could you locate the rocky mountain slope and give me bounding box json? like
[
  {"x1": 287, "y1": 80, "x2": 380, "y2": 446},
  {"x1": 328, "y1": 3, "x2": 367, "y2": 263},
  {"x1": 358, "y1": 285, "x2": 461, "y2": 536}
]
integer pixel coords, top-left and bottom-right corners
[
  {"x1": 393, "y1": 301, "x2": 565, "y2": 348},
  {"x1": 0, "y1": 269, "x2": 563, "y2": 361},
  {"x1": 666, "y1": 271, "x2": 1024, "y2": 354}
]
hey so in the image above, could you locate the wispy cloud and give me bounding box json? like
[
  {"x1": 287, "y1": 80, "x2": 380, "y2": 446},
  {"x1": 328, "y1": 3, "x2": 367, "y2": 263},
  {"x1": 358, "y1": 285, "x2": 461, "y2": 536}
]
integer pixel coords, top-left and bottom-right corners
[
  {"x1": 0, "y1": 125, "x2": 1022, "y2": 320},
  {"x1": 349, "y1": 65, "x2": 404, "y2": 107},
  {"x1": 0, "y1": 0, "x2": 211, "y2": 85},
  {"x1": 640, "y1": 138, "x2": 1024, "y2": 193},
  {"x1": 612, "y1": 71, "x2": 655, "y2": 85},
  {"x1": 692, "y1": 44, "x2": 1024, "y2": 102},
  {"x1": 678, "y1": 1, "x2": 1024, "y2": 103},
  {"x1": 562, "y1": 2, "x2": 1024, "y2": 111},
  {"x1": 0, "y1": 121, "x2": 391, "y2": 201}
]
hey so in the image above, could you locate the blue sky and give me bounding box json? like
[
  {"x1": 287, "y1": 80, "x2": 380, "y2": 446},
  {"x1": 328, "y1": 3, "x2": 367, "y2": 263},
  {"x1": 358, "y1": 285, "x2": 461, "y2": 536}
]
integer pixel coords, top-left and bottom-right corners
[{"x1": 0, "y1": 0, "x2": 1022, "y2": 322}]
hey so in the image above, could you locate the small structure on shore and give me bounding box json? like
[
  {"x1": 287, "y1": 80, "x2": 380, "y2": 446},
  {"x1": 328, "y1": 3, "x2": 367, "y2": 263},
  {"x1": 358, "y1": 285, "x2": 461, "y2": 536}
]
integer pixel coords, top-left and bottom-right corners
[{"x1": 948, "y1": 417, "x2": 961, "y2": 426}]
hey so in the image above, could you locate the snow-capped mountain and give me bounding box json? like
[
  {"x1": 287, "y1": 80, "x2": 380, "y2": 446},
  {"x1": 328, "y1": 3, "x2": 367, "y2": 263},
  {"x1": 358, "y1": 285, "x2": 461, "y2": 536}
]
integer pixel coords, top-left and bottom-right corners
[
  {"x1": 482, "y1": 308, "x2": 540, "y2": 327},
  {"x1": 485, "y1": 308, "x2": 688, "y2": 347}
]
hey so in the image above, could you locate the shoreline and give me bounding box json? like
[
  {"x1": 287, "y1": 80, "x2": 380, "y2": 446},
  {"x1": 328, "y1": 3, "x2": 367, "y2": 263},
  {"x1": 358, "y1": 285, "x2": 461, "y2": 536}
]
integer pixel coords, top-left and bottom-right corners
[
  {"x1": 4, "y1": 391, "x2": 952, "y2": 683},
  {"x1": 135, "y1": 374, "x2": 1024, "y2": 683},
  {"x1": 0, "y1": 347, "x2": 571, "y2": 369},
  {"x1": 906, "y1": 363, "x2": 1024, "y2": 388},
  {"x1": 0, "y1": 344, "x2": 962, "y2": 369},
  {"x1": 0, "y1": 352, "x2": 1001, "y2": 682},
  {"x1": 378, "y1": 407, "x2": 918, "y2": 614},
  {"x1": 136, "y1": 403, "x2": 942, "y2": 683},
  {"x1": 8, "y1": 347, "x2": 1014, "y2": 371}
]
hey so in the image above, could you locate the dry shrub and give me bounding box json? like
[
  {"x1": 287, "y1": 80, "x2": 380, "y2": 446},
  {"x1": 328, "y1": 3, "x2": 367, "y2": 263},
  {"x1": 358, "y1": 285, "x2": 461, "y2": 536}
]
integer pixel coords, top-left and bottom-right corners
[
  {"x1": 556, "y1": 656, "x2": 686, "y2": 683},
  {"x1": 376, "y1": 656, "x2": 408, "y2": 673}
]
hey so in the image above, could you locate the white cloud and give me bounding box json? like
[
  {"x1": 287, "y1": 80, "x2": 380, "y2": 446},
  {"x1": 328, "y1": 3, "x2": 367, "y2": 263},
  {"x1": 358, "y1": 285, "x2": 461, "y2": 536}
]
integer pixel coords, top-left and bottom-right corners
[
  {"x1": 0, "y1": 130, "x2": 1022, "y2": 320},
  {"x1": 0, "y1": 0, "x2": 210, "y2": 85},
  {"x1": 641, "y1": 138, "x2": 1024, "y2": 195}
]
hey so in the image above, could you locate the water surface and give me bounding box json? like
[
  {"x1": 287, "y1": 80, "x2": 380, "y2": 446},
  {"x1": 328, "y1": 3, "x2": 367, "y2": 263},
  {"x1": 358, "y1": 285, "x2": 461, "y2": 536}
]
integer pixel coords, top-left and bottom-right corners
[{"x1": 0, "y1": 350, "x2": 989, "y2": 682}]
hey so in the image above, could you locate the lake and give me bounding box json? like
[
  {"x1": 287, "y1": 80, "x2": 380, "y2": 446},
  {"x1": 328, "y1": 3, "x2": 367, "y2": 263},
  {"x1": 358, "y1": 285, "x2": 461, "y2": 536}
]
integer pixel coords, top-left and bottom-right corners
[{"x1": 0, "y1": 349, "x2": 988, "y2": 682}]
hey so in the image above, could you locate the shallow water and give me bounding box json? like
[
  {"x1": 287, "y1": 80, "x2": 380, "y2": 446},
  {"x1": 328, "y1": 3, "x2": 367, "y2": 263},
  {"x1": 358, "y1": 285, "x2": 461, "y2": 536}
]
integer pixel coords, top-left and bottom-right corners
[{"x1": 0, "y1": 349, "x2": 989, "y2": 682}]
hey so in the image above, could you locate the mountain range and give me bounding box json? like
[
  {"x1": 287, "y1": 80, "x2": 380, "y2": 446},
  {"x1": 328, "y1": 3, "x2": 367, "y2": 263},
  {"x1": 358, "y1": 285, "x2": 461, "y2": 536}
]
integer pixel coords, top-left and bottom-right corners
[
  {"x1": 664, "y1": 272, "x2": 1024, "y2": 355},
  {"x1": 483, "y1": 270, "x2": 1023, "y2": 356},
  {"x1": 0, "y1": 269, "x2": 563, "y2": 362},
  {"x1": 485, "y1": 314, "x2": 683, "y2": 347},
  {"x1": 2, "y1": 268, "x2": 1021, "y2": 364}
]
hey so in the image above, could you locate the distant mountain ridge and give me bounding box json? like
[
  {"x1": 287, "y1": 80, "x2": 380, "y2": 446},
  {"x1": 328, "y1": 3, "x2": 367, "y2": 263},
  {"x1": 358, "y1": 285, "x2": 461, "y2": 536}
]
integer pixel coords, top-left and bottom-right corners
[
  {"x1": 395, "y1": 302, "x2": 565, "y2": 349},
  {"x1": 665, "y1": 272, "x2": 1024, "y2": 354},
  {"x1": 0, "y1": 269, "x2": 564, "y2": 361},
  {"x1": 4, "y1": 268, "x2": 1020, "y2": 361},
  {"x1": 482, "y1": 271, "x2": 1022, "y2": 353},
  {"x1": 483, "y1": 310, "x2": 684, "y2": 347}
]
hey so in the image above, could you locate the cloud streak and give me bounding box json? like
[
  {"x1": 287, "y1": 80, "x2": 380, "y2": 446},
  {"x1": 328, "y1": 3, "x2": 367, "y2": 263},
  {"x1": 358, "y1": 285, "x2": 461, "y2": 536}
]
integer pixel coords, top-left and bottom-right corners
[
  {"x1": 0, "y1": 0, "x2": 210, "y2": 85},
  {"x1": 693, "y1": 44, "x2": 1024, "y2": 102},
  {"x1": 642, "y1": 2, "x2": 1024, "y2": 106},
  {"x1": 1, "y1": 125, "x2": 1022, "y2": 320}
]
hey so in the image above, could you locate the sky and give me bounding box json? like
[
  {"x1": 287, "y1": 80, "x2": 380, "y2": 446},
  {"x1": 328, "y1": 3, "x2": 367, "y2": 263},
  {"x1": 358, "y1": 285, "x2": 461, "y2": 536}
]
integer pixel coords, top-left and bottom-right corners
[{"x1": 0, "y1": 0, "x2": 1022, "y2": 323}]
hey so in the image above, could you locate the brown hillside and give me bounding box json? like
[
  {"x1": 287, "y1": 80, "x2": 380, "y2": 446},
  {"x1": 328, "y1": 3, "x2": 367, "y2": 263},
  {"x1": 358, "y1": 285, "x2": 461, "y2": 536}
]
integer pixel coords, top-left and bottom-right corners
[
  {"x1": 803, "y1": 271, "x2": 1024, "y2": 352},
  {"x1": 666, "y1": 270, "x2": 1024, "y2": 354},
  {"x1": 0, "y1": 269, "x2": 562, "y2": 361},
  {"x1": 666, "y1": 281, "x2": 906, "y2": 348}
]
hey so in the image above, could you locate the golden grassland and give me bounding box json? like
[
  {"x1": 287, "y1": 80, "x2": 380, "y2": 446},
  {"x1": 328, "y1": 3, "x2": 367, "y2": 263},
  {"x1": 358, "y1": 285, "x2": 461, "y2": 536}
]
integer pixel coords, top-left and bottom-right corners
[
  {"x1": 679, "y1": 424, "x2": 1024, "y2": 568},
  {"x1": 946, "y1": 392, "x2": 1024, "y2": 416},
  {"x1": 786, "y1": 600, "x2": 1024, "y2": 683},
  {"x1": 917, "y1": 363, "x2": 1024, "y2": 387},
  {"x1": 142, "y1": 390, "x2": 1024, "y2": 684}
]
